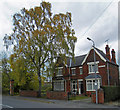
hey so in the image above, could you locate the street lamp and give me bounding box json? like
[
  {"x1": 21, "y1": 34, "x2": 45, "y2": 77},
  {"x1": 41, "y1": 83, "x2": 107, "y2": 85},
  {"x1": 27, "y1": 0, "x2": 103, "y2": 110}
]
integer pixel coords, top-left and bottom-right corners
[{"x1": 87, "y1": 37, "x2": 98, "y2": 104}]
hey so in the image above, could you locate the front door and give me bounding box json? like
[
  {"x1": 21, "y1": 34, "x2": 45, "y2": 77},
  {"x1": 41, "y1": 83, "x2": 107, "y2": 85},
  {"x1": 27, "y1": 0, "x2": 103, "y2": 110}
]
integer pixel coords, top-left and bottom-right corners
[
  {"x1": 78, "y1": 80, "x2": 83, "y2": 94},
  {"x1": 71, "y1": 80, "x2": 77, "y2": 94}
]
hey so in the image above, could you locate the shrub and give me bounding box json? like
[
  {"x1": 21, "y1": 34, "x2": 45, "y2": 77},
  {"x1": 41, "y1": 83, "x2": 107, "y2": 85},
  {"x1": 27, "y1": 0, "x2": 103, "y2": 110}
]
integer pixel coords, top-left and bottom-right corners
[
  {"x1": 14, "y1": 85, "x2": 20, "y2": 93},
  {"x1": 102, "y1": 86, "x2": 120, "y2": 102},
  {"x1": 2, "y1": 87, "x2": 9, "y2": 95},
  {"x1": 41, "y1": 83, "x2": 52, "y2": 93}
]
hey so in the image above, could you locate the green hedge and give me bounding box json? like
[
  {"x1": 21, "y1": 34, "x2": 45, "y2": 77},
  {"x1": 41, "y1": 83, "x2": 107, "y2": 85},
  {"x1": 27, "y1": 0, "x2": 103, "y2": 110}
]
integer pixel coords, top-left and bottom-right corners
[
  {"x1": 102, "y1": 86, "x2": 120, "y2": 102},
  {"x1": 41, "y1": 83, "x2": 52, "y2": 93}
]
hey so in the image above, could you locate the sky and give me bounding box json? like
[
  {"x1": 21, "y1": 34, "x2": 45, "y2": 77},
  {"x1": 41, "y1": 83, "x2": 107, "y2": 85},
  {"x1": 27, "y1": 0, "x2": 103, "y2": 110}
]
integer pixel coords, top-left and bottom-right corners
[{"x1": 0, "y1": 0, "x2": 119, "y2": 63}]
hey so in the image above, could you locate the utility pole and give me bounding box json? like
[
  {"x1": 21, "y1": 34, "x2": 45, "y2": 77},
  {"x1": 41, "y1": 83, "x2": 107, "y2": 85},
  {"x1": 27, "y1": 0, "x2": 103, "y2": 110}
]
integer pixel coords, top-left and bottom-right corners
[{"x1": 87, "y1": 37, "x2": 98, "y2": 104}]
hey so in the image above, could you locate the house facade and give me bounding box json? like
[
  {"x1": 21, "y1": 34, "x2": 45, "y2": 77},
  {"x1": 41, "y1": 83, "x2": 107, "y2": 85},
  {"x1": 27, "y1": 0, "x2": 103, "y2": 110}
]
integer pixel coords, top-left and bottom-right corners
[{"x1": 52, "y1": 45, "x2": 119, "y2": 96}]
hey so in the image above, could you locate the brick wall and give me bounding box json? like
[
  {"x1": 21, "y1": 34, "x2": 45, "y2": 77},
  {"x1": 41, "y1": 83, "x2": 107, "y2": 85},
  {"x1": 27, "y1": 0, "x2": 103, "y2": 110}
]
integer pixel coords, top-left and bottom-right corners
[
  {"x1": 19, "y1": 90, "x2": 39, "y2": 97},
  {"x1": 66, "y1": 80, "x2": 70, "y2": 92},
  {"x1": 53, "y1": 48, "x2": 119, "y2": 96},
  {"x1": 10, "y1": 80, "x2": 14, "y2": 96},
  {"x1": 91, "y1": 89, "x2": 104, "y2": 104},
  {"x1": 83, "y1": 49, "x2": 108, "y2": 94},
  {"x1": 109, "y1": 63, "x2": 119, "y2": 85},
  {"x1": 47, "y1": 91, "x2": 68, "y2": 100},
  {"x1": 86, "y1": 91, "x2": 95, "y2": 96}
]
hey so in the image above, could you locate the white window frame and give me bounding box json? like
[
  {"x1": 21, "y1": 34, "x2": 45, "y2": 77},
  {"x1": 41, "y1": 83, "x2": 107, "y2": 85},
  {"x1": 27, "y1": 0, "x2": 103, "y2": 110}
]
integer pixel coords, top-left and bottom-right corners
[
  {"x1": 53, "y1": 80, "x2": 64, "y2": 91},
  {"x1": 56, "y1": 67, "x2": 63, "y2": 76},
  {"x1": 71, "y1": 68, "x2": 76, "y2": 75},
  {"x1": 78, "y1": 79, "x2": 83, "y2": 94},
  {"x1": 79, "y1": 67, "x2": 83, "y2": 75},
  {"x1": 87, "y1": 61, "x2": 99, "y2": 74},
  {"x1": 86, "y1": 78, "x2": 101, "y2": 91},
  {"x1": 71, "y1": 80, "x2": 77, "y2": 94},
  {"x1": 98, "y1": 65, "x2": 105, "y2": 68}
]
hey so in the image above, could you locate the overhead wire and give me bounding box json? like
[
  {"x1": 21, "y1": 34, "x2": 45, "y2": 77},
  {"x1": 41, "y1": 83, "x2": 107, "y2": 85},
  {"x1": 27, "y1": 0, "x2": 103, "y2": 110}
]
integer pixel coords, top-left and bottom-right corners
[{"x1": 81, "y1": 0, "x2": 114, "y2": 36}]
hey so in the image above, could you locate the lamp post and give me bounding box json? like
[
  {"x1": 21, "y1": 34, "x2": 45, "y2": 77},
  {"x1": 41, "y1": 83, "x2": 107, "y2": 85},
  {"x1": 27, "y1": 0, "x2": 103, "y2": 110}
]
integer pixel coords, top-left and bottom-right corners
[{"x1": 87, "y1": 37, "x2": 98, "y2": 104}]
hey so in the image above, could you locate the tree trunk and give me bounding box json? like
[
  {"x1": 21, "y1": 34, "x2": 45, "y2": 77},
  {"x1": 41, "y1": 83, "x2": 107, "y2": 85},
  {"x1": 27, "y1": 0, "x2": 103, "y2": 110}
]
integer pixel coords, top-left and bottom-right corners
[
  {"x1": 37, "y1": 69, "x2": 42, "y2": 97},
  {"x1": 38, "y1": 76, "x2": 41, "y2": 97}
]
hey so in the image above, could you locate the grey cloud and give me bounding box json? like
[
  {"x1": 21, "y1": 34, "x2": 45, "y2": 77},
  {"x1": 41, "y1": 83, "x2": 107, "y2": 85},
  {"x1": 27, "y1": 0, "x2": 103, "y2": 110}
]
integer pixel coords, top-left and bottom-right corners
[
  {"x1": 51, "y1": 2, "x2": 114, "y2": 56},
  {"x1": 71, "y1": 2, "x2": 109, "y2": 33},
  {"x1": 0, "y1": 1, "x2": 118, "y2": 62},
  {"x1": 88, "y1": 14, "x2": 118, "y2": 48}
]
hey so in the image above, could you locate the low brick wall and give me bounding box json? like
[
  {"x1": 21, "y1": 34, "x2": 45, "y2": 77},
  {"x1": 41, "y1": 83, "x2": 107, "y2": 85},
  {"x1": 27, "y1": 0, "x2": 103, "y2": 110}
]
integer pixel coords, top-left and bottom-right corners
[
  {"x1": 47, "y1": 91, "x2": 68, "y2": 100},
  {"x1": 19, "y1": 90, "x2": 39, "y2": 97},
  {"x1": 86, "y1": 91, "x2": 95, "y2": 97},
  {"x1": 10, "y1": 80, "x2": 14, "y2": 96},
  {"x1": 91, "y1": 89, "x2": 104, "y2": 104}
]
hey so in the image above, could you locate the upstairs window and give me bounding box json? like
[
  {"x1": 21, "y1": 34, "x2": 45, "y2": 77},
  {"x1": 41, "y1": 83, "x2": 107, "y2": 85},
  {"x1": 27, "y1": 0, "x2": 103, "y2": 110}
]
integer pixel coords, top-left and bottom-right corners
[
  {"x1": 87, "y1": 62, "x2": 99, "y2": 74},
  {"x1": 57, "y1": 67, "x2": 63, "y2": 76},
  {"x1": 79, "y1": 67, "x2": 83, "y2": 75},
  {"x1": 89, "y1": 64, "x2": 98, "y2": 73},
  {"x1": 71, "y1": 68, "x2": 76, "y2": 75}
]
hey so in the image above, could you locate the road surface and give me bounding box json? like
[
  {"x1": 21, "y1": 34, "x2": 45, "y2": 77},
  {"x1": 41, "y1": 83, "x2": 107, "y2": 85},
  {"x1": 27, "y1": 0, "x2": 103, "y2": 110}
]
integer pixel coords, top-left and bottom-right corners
[{"x1": 1, "y1": 95, "x2": 119, "y2": 109}]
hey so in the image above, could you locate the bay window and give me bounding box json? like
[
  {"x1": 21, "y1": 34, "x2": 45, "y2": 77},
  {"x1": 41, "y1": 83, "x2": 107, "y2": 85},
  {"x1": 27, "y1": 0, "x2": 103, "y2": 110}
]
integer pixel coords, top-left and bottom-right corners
[
  {"x1": 86, "y1": 79, "x2": 101, "y2": 91},
  {"x1": 53, "y1": 80, "x2": 64, "y2": 91},
  {"x1": 87, "y1": 80, "x2": 92, "y2": 90}
]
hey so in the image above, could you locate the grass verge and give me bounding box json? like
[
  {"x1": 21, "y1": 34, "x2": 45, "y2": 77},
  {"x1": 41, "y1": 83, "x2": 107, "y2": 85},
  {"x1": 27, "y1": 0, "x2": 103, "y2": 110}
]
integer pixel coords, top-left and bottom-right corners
[{"x1": 69, "y1": 95, "x2": 89, "y2": 100}]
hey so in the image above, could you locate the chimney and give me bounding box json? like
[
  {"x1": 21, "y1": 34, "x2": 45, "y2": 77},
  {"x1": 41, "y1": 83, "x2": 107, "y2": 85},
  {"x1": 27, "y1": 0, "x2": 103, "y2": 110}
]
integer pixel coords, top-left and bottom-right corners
[
  {"x1": 105, "y1": 45, "x2": 111, "y2": 61},
  {"x1": 111, "y1": 49, "x2": 116, "y2": 64}
]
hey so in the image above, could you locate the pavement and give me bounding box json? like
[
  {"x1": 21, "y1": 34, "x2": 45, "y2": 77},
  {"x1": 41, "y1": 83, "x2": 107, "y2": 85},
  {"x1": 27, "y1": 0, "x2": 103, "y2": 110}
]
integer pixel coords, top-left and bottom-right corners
[
  {"x1": 2, "y1": 95, "x2": 120, "y2": 108},
  {"x1": 104, "y1": 100, "x2": 120, "y2": 107},
  {"x1": 3, "y1": 95, "x2": 92, "y2": 104}
]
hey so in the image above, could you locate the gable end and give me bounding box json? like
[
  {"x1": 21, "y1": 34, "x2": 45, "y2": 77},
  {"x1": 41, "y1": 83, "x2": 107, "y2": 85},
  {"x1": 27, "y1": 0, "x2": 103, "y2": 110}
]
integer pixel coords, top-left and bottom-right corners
[{"x1": 81, "y1": 47, "x2": 106, "y2": 65}]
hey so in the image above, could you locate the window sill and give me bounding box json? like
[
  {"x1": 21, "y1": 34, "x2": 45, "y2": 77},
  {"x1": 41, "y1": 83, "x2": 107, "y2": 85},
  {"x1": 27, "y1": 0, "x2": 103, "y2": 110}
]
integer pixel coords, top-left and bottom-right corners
[
  {"x1": 88, "y1": 71, "x2": 99, "y2": 74},
  {"x1": 56, "y1": 75, "x2": 63, "y2": 76},
  {"x1": 53, "y1": 90, "x2": 64, "y2": 92},
  {"x1": 86, "y1": 90, "x2": 96, "y2": 91}
]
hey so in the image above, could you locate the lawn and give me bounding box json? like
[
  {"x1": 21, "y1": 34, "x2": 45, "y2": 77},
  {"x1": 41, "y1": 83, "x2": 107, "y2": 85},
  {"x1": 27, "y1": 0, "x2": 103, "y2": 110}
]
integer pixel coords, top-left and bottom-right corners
[{"x1": 69, "y1": 95, "x2": 89, "y2": 100}]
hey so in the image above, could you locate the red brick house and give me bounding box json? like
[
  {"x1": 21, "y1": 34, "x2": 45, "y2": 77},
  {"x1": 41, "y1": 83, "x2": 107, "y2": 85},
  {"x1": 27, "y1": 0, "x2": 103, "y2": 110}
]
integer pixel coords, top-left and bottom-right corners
[{"x1": 52, "y1": 45, "x2": 119, "y2": 96}]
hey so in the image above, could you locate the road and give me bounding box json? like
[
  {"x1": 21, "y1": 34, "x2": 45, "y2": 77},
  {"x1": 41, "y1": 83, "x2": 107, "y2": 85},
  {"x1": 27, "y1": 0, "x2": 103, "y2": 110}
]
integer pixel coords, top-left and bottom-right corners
[
  {"x1": 2, "y1": 95, "x2": 69, "y2": 108},
  {"x1": 1, "y1": 95, "x2": 119, "y2": 109}
]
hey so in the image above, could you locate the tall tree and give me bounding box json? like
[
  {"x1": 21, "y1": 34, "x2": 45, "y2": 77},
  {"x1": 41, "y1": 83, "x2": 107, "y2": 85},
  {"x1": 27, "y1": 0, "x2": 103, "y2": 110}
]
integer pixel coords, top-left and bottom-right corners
[
  {"x1": 3, "y1": 1, "x2": 77, "y2": 97},
  {"x1": 1, "y1": 51, "x2": 11, "y2": 93},
  {"x1": 1, "y1": 51, "x2": 10, "y2": 81},
  {"x1": 9, "y1": 54, "x2": 40, "y2": 91}
]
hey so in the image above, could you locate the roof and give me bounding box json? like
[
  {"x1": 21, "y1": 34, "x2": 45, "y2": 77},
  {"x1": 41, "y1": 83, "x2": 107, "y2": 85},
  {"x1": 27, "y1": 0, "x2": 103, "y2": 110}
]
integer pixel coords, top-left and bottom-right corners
[
  {"x1": 59, "y1": 46, "x2": 117, "y2": 67},
  {"x1": 85, "y1": 74, "x2": 101, "y2": 79},
  {"x1": 95, "y1": 47, "x2": 108, "y2": 61},
  {"x1": 95, "y1": 47, "x2": 117, "y2": 65},
  {"x1": 67, "y1": 54, "x2": 86, "y2": 67}
]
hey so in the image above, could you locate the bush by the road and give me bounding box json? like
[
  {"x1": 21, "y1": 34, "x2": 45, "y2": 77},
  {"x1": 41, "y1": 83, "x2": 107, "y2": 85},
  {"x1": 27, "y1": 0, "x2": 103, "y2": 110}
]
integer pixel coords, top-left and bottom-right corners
[{"x1": 102, "y1": 86, "x2": 120, "y2": 102}]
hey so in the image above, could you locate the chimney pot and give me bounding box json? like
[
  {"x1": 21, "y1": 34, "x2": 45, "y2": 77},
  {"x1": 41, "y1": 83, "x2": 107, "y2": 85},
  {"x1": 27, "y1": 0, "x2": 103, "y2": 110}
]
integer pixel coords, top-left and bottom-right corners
[
  {"x1": 111, "y1": 49, "x2": 116, "y2": 64},
  {"x1": 112, "y1": 49, "x2": 114, "y2": 51},
  {"x1": 105, "y1": 45, "x2": 111, "y2": 61}
]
